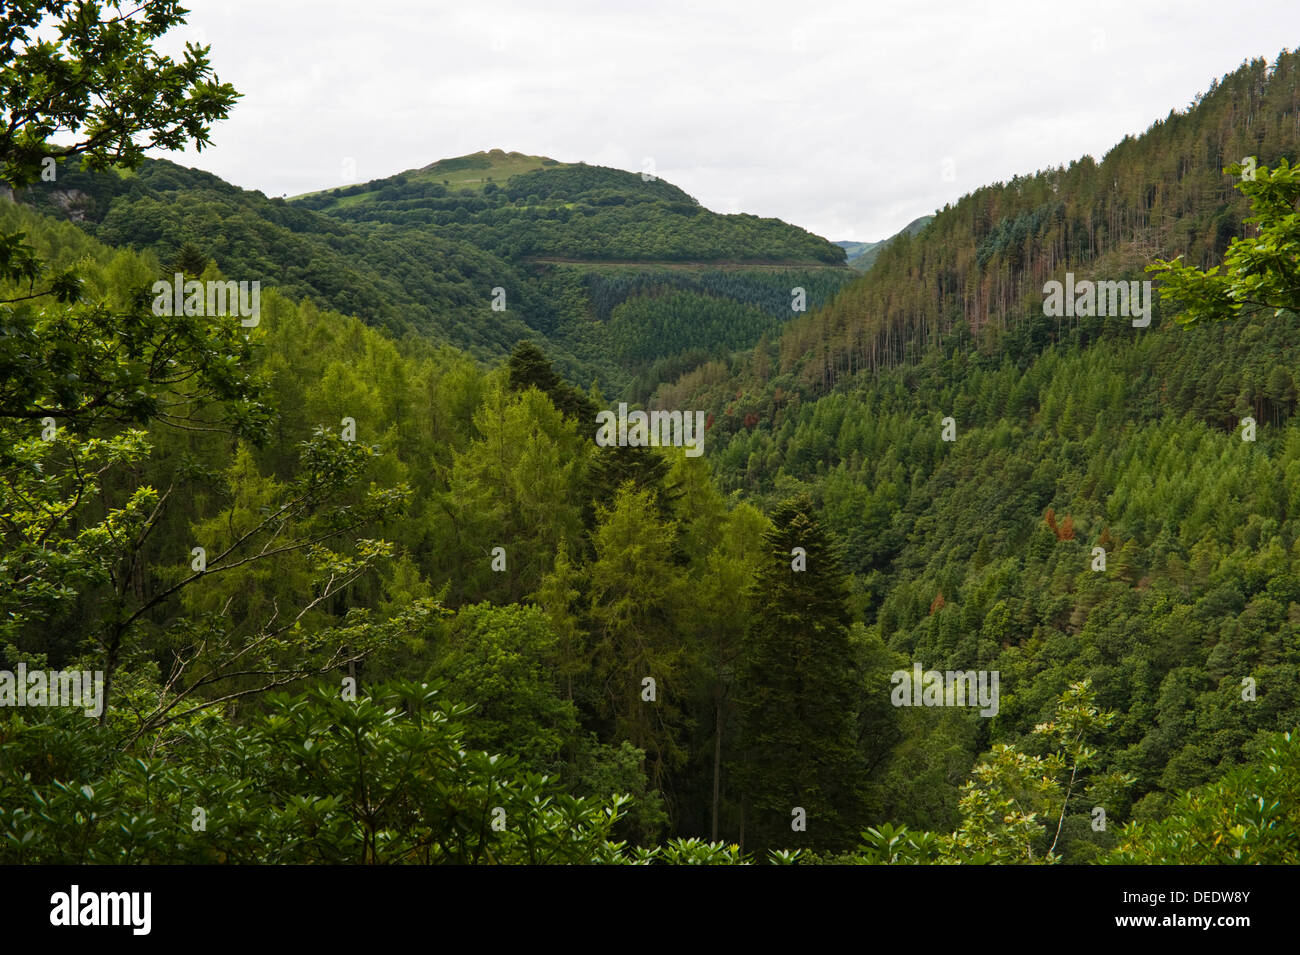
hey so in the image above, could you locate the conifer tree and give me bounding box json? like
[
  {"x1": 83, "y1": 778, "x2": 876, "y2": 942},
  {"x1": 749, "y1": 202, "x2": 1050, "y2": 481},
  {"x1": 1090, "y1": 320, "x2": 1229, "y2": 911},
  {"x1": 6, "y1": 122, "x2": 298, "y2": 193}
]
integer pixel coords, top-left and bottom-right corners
[
  {"x1": 734, "y1": 495, "x2": 863, "y2": 853},
  {"x1": 506, "y1": 341, "x2": 595, "y2": 422}
]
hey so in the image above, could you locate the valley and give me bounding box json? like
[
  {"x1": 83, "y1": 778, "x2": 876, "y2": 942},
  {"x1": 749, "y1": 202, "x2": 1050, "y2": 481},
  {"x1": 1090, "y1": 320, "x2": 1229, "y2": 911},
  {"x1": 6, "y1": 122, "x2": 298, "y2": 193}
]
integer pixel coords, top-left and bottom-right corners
[{"x1": 1, "y1": 6, "x2": 1298, "y2": 874}]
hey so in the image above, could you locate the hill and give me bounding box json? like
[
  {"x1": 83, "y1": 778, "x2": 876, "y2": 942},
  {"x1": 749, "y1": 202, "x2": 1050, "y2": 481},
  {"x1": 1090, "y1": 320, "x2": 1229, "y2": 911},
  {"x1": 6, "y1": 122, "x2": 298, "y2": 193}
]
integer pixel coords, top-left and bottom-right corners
[
  {"x1": 294, "y1": 152, "x2": 845, "y2": 264},
  {"x1": 19, "y1": 151, "x2": 851, "y2": 397},
  {"x1": 763, "y1": 55, "x2": 1300, "y2": 393},
  {"x1": 293, "y1": 149, "x2": 569, "y2": 203},
  {"x1": 639, "y1": 51, "x2": 1300, "y2": 853}
]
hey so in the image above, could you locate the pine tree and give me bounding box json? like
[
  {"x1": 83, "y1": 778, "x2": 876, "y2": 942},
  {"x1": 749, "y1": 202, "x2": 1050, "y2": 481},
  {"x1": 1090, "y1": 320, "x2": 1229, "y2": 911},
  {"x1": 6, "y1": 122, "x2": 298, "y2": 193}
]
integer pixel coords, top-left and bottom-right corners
[
  {"x1": 733, "y1": 495, "x2": 864, "y2": 853},
  {"x1": 580, "y1": 444, "x2": 677, "y2": 545},
  {"x1": 507, "y1": 341, "x2": 564, "y2": 398},
  {"x1": 506, "y1": 340, "x2": 595, "y2": 422},
  {"x1": 168, "y1": 241, "x2": 209, "y2": 277}
]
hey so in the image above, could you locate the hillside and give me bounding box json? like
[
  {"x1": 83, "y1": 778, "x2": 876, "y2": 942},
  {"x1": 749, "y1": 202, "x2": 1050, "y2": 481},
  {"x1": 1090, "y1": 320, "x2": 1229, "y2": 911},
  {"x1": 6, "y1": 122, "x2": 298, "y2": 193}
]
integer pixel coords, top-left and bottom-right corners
[
  {"x1": 763, "y1": 54, "x2": 1300, "y2": 392},
  {"x1": 638, "y1": 51, "x2": 1300, "y2": 853},
  {"x1": 19, "y1": 157, "x2": 560, "y2": 357},
  {"x1": 20, "y1": 151, "x2": 851, "y2": 397},
  {"x1": 293, "y1": 149, "x2": 569, "y2": 203},
  {"x1": 294, "y1": 152, "x2": 845, "y2": 264}
]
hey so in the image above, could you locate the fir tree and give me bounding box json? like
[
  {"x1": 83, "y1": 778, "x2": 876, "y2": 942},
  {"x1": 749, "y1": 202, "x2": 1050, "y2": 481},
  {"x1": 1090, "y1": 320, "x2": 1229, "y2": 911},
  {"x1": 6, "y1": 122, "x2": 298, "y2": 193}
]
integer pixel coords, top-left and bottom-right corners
[
  {"x1": 506, "y1": 341, "x2": 596, "y2": 422},
  {"x1": 734, "y1": 495, "x2": 864, "y2": 853}
]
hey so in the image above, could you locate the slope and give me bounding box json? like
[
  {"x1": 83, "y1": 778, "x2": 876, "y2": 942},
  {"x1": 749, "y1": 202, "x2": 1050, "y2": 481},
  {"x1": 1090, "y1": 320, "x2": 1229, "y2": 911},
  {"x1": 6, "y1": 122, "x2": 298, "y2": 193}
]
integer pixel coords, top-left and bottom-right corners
[
  {"x1": 19, "y1": 152, "x2": 853, "y2": 396},
  {"x1": 769, "y1": 53, "x2": 1300, "y2": 393},
  {"x1": 646, "y1": 50, "x2": 1300, "y2": 853}
]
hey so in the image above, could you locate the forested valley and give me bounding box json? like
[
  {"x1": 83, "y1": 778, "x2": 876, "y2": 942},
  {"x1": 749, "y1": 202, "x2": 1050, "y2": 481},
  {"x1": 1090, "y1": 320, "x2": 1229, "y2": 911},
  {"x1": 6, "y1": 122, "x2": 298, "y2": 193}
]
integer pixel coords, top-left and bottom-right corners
[{"x1": 1, "y1": 1, "x2": 1298, "y2": 866}]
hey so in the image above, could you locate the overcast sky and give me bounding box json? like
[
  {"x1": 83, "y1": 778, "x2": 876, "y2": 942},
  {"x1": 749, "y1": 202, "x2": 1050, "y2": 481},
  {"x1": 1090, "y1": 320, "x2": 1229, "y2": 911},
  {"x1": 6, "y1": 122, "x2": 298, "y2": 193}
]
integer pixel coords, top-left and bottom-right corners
[{"x1": 155, "y1": 1, "x2": 1300, "y2": 241}]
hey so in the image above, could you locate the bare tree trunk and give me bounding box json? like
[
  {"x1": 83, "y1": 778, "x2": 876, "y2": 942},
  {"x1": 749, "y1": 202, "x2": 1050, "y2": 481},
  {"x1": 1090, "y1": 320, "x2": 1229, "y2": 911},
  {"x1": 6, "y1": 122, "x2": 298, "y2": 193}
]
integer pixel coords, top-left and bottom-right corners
[{"x1": 99, "y1": 625, "x2": 124, "y2": 728}]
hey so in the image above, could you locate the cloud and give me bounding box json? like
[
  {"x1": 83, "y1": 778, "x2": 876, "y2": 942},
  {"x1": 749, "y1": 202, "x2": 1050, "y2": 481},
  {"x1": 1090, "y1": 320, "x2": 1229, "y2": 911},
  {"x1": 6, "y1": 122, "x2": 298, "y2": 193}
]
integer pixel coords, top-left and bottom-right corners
[{"x1": 161, "y1": 0, "x2": 1300, "y2": 239}]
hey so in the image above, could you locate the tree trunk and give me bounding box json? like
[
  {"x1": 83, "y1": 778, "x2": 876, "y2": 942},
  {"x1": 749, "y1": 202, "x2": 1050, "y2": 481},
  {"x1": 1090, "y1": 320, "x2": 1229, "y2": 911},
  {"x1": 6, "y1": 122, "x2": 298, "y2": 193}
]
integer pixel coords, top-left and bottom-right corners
[
  {"x1": 738, "y1": 791, "x2": 747, "y2": 857},
  {"x1": 711, "y1": 688, "x2": 722, "y2": 841}
]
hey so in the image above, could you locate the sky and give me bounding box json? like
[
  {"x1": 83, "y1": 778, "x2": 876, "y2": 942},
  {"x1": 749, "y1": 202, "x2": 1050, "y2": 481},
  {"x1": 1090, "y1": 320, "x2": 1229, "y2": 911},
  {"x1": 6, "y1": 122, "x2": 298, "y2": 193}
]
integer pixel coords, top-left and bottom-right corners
[{"x1": 153, "y1": 0, "x2": 1300, "y2": 242}]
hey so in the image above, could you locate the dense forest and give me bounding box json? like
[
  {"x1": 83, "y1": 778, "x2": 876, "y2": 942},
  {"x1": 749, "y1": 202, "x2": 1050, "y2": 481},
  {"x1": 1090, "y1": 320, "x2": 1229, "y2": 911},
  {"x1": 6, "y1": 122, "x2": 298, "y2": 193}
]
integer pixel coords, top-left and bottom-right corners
[
  {"x1": 0, "y1": 1, "x2": 1297, "y2": 866},
  {"x1": 20, "y1": 148, "x2": 851, "y2": 397},
  {"x1": 767, "y1": 53, "x2": 1300, "y2": 391},
  {"x1": 295, "y1": 155, "x2": 845, "y2": 264}
]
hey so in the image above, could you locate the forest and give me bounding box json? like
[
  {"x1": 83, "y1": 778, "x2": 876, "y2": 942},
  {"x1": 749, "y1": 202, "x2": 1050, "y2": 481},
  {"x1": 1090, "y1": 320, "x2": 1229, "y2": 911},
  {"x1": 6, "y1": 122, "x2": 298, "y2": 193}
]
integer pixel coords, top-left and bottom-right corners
[
  {"x1": 23, "y1": 145, "x2": 851, "y2": 397},
  {"x1": 0, "y1": 0, "x2": 1297, "y2": 866}
]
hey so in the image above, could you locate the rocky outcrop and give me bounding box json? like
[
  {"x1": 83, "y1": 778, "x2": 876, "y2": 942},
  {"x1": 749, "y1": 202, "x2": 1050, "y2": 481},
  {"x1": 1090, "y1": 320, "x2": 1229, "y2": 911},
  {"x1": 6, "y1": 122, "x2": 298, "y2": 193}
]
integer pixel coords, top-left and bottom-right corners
[{"x1": 47, "y1": 188, "x2": 92, "y2": 222}]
